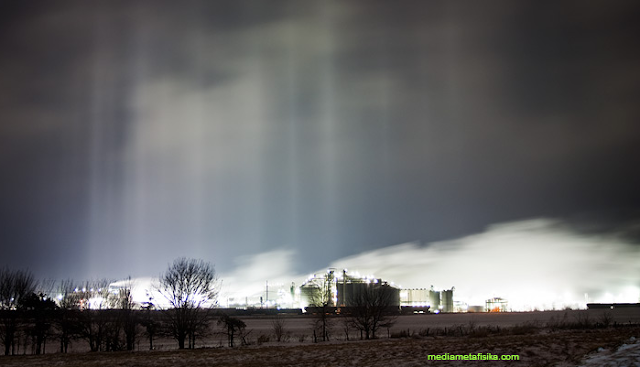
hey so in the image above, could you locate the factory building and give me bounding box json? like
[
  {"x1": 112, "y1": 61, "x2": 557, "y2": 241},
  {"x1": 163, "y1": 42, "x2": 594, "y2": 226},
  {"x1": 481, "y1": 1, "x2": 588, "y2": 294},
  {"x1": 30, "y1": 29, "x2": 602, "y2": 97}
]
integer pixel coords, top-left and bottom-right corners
[
  {"x1": 300, "y1": 269, "x2": 338, "y2": 308},
  {"x1": 400, "y1": 288, "x2": 430, "y2": 307},
  {"x1": 486, "y1": 297, "x2": 508, "y2": 312},
  {"x1": 429, "y1": 288, "x2": 440, "y2": 311},
  {"x1": 299, "y1": 269, "x2": 461, "y2": 314},
  {"x1": 300, "y1": 269, "x2": 400, "y2": 311},
  {"x1": 399, "y1": 286, "x2": 455, "y2": 313},
  {"x1": 441, "y1": 288, "x2": 454, "y2": 313},
  {"x1": 337, "y1": 279, "x2": 400, "y2": 308}
]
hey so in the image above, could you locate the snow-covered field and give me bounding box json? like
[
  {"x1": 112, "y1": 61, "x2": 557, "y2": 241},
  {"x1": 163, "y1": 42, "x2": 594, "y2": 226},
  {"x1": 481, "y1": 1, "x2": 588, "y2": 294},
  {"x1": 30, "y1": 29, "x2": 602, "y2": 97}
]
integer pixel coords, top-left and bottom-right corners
[
  {"x1": 1, "y1": 309, "x2": 639, "y2": 366},
  {"x1": 578, "y1": 336, "x2": 640, "y2": 367}
]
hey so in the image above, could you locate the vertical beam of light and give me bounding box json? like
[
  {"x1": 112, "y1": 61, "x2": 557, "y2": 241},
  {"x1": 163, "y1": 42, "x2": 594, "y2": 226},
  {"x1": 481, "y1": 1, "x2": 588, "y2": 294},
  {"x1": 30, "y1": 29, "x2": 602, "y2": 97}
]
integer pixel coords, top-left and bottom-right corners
[
  {"x1": 185, "y1": 11, "x2": 208, "y2": 259},
  {"x1": 375, "y1": 25, "x2": 392, "y2": 181},
  {"x1": 284, "y1": 17, "x2": 301, "y2": 251},
  {"x1": 437, "y1": 3, "x2": 468, "y2": 231},
  {"x1": 318, "y1": 2, "x2": 339, "y2": 248},
  {"x1": 128, "y1": 4, "x2": 153, "y2": 275},
  {"x1": 126, "y1": 6, "x2": 212, "y2": 270},
  {"x1": 87, "y1": 6, "x2": 122, "y2": 277},
  {"x1": 373, "y1": 28, "x2": 392, "y2": 217},
  {"x1": 244, "y1": 10, "x2": 269, "y2": 254},
  {"x1": 443, "y1": 5, "x2": 463, "y2": 145}
]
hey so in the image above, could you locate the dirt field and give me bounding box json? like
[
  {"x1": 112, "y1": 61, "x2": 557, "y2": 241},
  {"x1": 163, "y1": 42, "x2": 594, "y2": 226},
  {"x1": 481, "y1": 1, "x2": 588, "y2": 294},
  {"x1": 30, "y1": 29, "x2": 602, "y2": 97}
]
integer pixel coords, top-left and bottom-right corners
[
  {"x1": 1, "y1": 327, "x2": 639, "y2": 367},
  {"x1": 1, "y1": 309, "x2": 639, "y2": 366}
]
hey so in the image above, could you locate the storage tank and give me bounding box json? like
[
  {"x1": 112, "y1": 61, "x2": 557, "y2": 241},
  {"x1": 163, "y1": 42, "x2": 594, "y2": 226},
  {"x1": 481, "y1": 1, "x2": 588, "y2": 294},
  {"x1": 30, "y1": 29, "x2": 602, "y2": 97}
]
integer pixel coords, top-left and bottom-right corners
[{"x1": 441, "y1": 288, "x2": 454, "y2": 313}]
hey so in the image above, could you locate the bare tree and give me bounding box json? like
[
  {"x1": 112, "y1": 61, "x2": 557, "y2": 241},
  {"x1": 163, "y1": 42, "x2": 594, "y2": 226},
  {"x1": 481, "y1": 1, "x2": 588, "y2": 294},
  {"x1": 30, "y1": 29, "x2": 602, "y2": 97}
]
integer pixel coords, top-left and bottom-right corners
[
  {"x1": 27, "y1": 280, "x2": 58, "y2": 354},
  {"x1": 55, "y1": 279, "x2": 81, "y2": 353},
  {"x1": 341, "y1": 316, "x2": 355, "y2": 341},
  {"x1": 0, "y1": 268, "x2": 37, "y2": 355},
  {"x1": 21, "y1": 292, "x2": 57, "y2": 354},
  {"x1": 218, "y1": 313, "x2": 246, "y2": 347},
  {"x1": 118, "y1": 288, "x2": 139, "y2": 351},
  {"x1": 75, "y1": 279, "x2": 113, "y2": 351},
  {"x1": 107, "y1": 277, "x2": 139, "y2": 351},
  {"x1": 347, "y1": 283, "x2": 398, "y2": 340},
  {"x1": 158, "y1": 258, "x2": 218, "y2": 349},
  {"x1": 271, "y1": 315, "x2": 288, "y2": 342},
  {"x1": 140, "y1": 295, "x2": 157, "y2": 350},
  {"x1": 0, "y1": 268, "x2": 37, "y2": 309},
  {"x1": 305, "y1": 276, "x2": 334, "y2": 342}
]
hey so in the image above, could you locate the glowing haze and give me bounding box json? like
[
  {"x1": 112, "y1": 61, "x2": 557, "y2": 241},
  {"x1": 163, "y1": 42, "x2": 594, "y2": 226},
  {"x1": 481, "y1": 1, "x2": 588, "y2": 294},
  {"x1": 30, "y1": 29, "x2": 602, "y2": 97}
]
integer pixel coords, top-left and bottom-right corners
[
  {"x1": 326, "y1": 219, "x2": 640, "y2": 310},
  {"x1": 211, "y1": 218, "x2": 640, "y2": 311},
  {"x1": 118, "y1": 218, "x2": 640, "y2": 311}
]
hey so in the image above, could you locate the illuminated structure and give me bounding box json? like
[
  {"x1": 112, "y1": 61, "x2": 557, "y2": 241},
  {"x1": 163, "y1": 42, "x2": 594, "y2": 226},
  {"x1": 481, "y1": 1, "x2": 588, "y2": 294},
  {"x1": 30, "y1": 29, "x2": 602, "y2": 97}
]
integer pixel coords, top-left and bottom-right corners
[
  {"x1": 92, "y1": 273, "x2": 458, "y2": 313},
  {"x1": 338, "y1": 280, "x2": 400, "y2": 308},
  {"x1": 441, "y1": 288, "x2": 454, "y2": 313},
  {"x1": 486, "y1": 297, "x2": 508, "y2": 312},
  {"x1": 429, "y1": 287, "x2": 440, "y2": 311},
  {"x1": 300, "y1": 269, "x2": 401, "y2": 310},
  {"x1": 399, "y1": 286, "x2": 455, "y2": 312},
  {"x1": 300, "y1": 270, "x2": 337, "y2": 308},
  {"x1": 399, "y1": 288, "x2": 429, "y2": 307}
]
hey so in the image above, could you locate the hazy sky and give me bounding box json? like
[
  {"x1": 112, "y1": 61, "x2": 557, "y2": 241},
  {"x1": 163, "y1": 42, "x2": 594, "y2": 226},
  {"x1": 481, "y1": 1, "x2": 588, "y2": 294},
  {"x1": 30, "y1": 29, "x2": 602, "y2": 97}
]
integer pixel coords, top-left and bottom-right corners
[{"x1": 1, "y1": 1, "x2": 640, "y2": 282}]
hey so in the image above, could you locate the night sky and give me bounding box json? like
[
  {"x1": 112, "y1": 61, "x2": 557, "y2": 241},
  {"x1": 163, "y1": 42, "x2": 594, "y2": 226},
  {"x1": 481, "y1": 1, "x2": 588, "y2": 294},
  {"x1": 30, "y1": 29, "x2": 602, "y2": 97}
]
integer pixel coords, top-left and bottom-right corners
[{"x1": 1, "y1": 1, "x2": 640, "y2": 287}]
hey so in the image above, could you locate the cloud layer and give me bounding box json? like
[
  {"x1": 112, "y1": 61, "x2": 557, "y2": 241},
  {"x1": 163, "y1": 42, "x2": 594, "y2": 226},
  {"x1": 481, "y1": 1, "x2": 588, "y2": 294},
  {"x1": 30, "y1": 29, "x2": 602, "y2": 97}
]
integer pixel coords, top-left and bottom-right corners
[{"x1": 1, "y1": 1, "x2": 640, "y2": 281}]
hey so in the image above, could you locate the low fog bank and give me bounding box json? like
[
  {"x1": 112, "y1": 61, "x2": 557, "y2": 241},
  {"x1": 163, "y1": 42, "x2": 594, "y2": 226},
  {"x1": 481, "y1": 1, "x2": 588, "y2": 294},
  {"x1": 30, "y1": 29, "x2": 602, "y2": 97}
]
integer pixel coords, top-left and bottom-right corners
[
  {"x1": 114, "y1": 218, "x2": 640, "y2": 310},
  {"x1": 219, "y1": 218, "x2": 640, "y2": 310},
  {"x1": 327, "y1": 218, "x2": 640, "y2": 309}
]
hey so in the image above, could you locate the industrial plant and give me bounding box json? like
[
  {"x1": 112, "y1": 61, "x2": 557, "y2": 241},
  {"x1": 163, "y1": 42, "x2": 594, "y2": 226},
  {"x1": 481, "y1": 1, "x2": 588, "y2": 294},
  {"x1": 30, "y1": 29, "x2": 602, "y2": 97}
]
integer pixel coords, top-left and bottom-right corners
[
  {"x1": 32, "y1": 267, "x2": 537, "y2": 314},
  {"x1": 49, "y1": 269, "x2": 471, "y2": 314},
  {"x1": 399, "y1": 287, "x2": 455, "y2": 313},
  {"x1": 44, "y1": 270, "x2": 640, "y2": 314},
  {"x1": 297, "y1": 269, "x2": 455, "y2": 314}
]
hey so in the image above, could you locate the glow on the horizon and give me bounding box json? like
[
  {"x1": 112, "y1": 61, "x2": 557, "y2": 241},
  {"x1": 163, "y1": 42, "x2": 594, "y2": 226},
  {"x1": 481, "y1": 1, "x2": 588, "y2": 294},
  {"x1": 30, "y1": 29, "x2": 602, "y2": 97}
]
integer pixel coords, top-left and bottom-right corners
[{"x1": 102, "y1": 219, "x2": 639, "y2": 312}]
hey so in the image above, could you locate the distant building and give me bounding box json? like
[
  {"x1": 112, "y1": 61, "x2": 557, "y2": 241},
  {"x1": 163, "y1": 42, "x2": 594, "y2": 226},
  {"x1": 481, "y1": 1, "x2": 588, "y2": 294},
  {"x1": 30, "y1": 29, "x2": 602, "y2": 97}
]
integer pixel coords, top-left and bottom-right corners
[
  {"x1": 400, "y1": 288, "x2": 429, "y2": 307},
  {"x1": 300, "y1": 269, "x2": 400, "y2": 310},
  {"x1": 441, "y1": 288, "x2": 454, "y2": 313},
  {"x1": 338, "y1": 281, "x2": 400, "y2": 308},
  {"x1": 486, "y1": 297, "x2": 508, "y2": 312},
  {"x1": 429, "y1": 287, "x2": 441, "y2": 311},
  {"x1": 400, "y1": 286, "x2": 454, "y2": 312}
]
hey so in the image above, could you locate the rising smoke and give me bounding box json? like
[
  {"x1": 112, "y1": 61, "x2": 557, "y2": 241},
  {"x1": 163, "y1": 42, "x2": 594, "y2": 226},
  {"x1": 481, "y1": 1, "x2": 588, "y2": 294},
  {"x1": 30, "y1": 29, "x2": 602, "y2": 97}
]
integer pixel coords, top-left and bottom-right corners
[{"x1": 220, "y1": 218, "x2": 640, "y2": 310}]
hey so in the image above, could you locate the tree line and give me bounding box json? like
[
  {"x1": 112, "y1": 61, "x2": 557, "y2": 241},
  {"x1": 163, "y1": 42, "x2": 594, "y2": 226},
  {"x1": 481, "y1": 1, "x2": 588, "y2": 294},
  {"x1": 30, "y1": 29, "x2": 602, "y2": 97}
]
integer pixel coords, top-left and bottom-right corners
[
  {"x1": 1, "y1": 258, "x2": 398, "y2": 356},
  {"x1": 0, "y1": 258, "x2": 221, "y2": 355}
]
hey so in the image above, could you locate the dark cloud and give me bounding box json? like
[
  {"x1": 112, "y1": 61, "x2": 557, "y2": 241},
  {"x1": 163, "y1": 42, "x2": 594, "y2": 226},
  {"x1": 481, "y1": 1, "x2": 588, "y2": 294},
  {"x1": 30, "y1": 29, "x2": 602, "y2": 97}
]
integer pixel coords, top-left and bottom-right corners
[{"x1": 1, "y1": 1, "x2": 639, "y2": 281}]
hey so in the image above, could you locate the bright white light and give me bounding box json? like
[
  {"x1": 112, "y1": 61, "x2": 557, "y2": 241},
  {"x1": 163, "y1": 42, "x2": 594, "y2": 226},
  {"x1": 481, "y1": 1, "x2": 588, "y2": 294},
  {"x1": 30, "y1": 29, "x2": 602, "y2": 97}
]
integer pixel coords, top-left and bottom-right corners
[{"x1": 326, "y1": 219, "x2": 640, "y2": 311}]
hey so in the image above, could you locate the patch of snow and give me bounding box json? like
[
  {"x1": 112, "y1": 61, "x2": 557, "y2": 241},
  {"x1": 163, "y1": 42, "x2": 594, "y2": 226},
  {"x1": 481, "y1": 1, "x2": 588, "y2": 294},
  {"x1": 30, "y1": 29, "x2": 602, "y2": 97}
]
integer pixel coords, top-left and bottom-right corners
[{"x1": 579, "y1": 341, "x2": 640, "y2": 367}]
